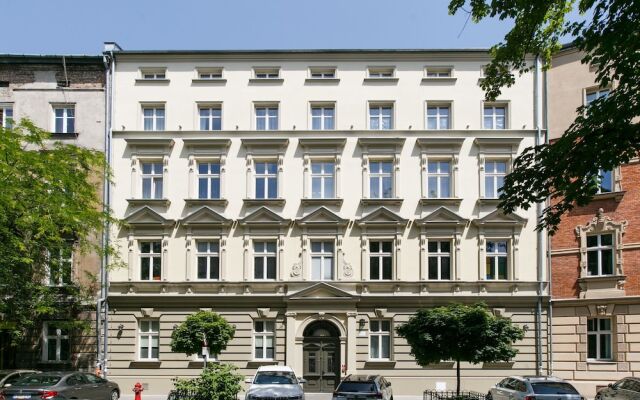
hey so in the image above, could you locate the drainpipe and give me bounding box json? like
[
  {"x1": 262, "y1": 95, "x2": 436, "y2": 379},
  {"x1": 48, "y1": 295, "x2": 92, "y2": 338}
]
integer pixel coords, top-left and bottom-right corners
[
  {"x1": 534, "y1": 55, "x2": 545, "y2": 376},
  {"x1": 543, "y1": 62, "x2": 553, "y2": 376}
]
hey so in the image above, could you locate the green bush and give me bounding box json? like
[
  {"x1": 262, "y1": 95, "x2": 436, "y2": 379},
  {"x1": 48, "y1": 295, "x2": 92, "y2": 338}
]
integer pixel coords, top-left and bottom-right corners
[{"x1": 173, "y1": 363, "x2": 243, "y2": 400}]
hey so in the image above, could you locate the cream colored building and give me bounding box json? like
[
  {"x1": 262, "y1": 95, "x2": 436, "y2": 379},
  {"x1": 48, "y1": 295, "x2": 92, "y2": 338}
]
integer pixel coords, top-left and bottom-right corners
[{"x1": 104, "y1": 46, "x2": 549, "y2": 395}]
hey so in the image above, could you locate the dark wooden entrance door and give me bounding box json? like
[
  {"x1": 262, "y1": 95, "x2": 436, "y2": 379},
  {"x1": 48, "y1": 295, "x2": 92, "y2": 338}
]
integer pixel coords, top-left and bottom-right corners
[{"x1": 302, "y1": 321, "x2": 341, "y2": 393}]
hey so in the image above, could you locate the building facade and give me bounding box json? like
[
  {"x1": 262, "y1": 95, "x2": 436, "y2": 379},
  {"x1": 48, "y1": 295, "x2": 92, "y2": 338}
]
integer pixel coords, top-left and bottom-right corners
[
  {"x1": 0, "y1": 55, "x2": 105, "y2": 370},
  {"x1": 548, "y1": 46, "x2": 640, "y2": 396},
  {"x1": 104, "y1": 47, "x2": 549, "y2": 394}
]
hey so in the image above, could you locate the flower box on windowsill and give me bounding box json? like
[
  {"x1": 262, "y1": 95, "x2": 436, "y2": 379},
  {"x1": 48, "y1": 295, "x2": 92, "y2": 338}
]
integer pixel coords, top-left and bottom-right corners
[
  {"x1": 126, "y1": 198, "x2": 171, "y2": 207},
  {"x1": 300, "y1": 198, "x2": 344, "y2": 206},
  {"x1": 420, "y1": 197, "x2": 462, "y2": 206},
  {"x1": 360, "y1": 198, "x2": 403, "y2": 207},
  {"x1": 184, "y1": 198, "x2": 228, "y2": 207},
  {"x1": 593, "y1": 191, "x2": 626, "y2": 202},
  {"x1": 243, "y1": 198, "x2": 286, "y2": 207}
]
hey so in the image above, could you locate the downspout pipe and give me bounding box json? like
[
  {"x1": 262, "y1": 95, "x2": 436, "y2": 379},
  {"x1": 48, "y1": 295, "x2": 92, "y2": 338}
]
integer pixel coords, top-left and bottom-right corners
[
  {"x1": 543, "y1": 61, "x2": 553, "y2": 376},
  {"x1": 534, "y1": 55, "x2": 545, "y2": 376}
]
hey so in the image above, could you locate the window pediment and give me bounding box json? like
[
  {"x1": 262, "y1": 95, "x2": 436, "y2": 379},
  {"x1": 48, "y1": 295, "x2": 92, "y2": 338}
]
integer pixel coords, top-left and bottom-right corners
[
  {"x1": 183, "y1": 138, "x2": 231, "y2": 156},
  {"x1": 296, "y1": 207, "x2": 348, "y2": 228},
  {"x1": 124, "y1": 206, "x2": 175, "y2": 228},
  {"x1": 287, "y1": 282, "x2": 354, "y2": 300},
  {"x1": 357, "y1": 207, "x2": 407, "y2": 228},
  {"x1": 358, "y1": 138, "x2": 405, "y2": 154},
  {"x1": 575, "y1": 208, "x2": 627, "y2": 238},
  {"x1": 242, "y1": 138, "x2": 288, "y2": 155},
  {"x1": 180, "y1": 206, "x2": 231, "y2": 227},
  {"x1": 473, "y1": 209, "x2": 527, "y2": 228},
  {"x1": 416, "y1": 138, "x2": 464, "y2": 154},
  {"x1": 239, "y1": 206, "x2": 290, "y2": 228},
  {"x1": 416, "y1": 206, "x2": 468, "y2": 228}
]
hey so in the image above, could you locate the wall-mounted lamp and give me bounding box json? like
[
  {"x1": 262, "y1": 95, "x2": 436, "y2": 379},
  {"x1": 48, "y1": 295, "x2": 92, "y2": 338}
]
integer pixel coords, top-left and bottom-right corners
[
  {"x1": 522, "y1": 324, "x2": 529, "y2": 333},
  {"x1": 116, "y1": 324, "x2": 125, "y2": 339}
]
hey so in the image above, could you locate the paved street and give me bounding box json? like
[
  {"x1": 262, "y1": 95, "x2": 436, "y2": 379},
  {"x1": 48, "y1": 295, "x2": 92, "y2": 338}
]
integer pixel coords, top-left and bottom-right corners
[{"x1": 121, "y1": 394, "x2": 424, "y2": 400}]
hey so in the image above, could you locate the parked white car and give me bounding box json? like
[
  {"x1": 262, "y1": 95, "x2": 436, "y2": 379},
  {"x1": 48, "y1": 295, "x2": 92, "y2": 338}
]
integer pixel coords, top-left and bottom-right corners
[{"x1": 245, "y1": 366, "x2": 306, "y2": 400}]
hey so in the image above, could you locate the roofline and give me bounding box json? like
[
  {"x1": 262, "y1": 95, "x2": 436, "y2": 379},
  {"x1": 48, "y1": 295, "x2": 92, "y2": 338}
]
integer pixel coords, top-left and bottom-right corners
[
  {"x1": 109, "y1": 48, "x2": 492, "y2": 56},
  {"x1": 0, "y1": 54, "x2": 104, "y2": 65}
]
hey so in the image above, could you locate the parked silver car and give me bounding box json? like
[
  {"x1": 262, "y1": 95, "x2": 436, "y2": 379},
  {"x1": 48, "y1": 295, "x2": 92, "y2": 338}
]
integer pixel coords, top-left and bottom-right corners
[
  {"x1": 0, "y1": 371, "x2": 120, "y2": 400},
  {"x1": 333, "y1": 375, "x2": 393, "y2": 400},
  {"x1": 244, "y1": 366, "x2": 306, "y2": 400},
  {"x1": 596, "y1": 377, "x2": 640, "y2": 400},
  {"x1": 487, "y1": 376, "x2": 583, "y2": 400},
  {"x1": 0, "y1": 371, "x2": 38, "y2": 389}
]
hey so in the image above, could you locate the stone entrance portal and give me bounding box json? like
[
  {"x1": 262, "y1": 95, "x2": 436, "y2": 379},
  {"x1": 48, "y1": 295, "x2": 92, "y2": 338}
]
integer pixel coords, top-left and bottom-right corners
[{"x1": 302, "y1": 320, "x2": 341, "y2": 393}]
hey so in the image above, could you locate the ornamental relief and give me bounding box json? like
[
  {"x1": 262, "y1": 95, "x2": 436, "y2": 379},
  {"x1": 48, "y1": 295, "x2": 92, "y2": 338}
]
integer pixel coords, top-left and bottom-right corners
[{"x1": 575, "y1": 208, "x2": 628, "y2": 278}]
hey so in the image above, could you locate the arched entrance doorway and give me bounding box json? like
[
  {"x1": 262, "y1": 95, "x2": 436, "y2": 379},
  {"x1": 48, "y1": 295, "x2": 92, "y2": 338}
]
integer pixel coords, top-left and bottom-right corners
[{"x1": 302, "y1": 320, "x2": 341, "y2": 393}]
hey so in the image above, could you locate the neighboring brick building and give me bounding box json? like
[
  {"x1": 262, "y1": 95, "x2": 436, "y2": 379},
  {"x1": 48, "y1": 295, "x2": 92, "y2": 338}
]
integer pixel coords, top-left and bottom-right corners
[
  {"x1": 0, "y1": 55, "x2": 105, "y2": 370},
  {"x1": 548, "y1": 46, "x2": 640, "y2": 396}
]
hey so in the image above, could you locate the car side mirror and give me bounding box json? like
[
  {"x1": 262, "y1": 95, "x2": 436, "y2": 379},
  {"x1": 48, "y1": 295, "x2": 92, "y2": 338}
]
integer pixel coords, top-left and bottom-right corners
[
  {"x1": 245, "y1": 378, "x2": 253, "y2": 384},
  {"x1": 298, "y1": 379, "x2": 307, "y2": 384}
]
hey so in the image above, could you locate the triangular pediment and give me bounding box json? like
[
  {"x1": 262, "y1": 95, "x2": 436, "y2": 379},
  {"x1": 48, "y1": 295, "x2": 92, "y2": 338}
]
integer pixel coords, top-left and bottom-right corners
[
  {"x1": 357, "y1": 207, "x2": 407, "y2": 226},
  {"x1": 416, "y1": 207, "x2": 468, "y2": 226},
  {"x1": 124, "y1": 206, "x2": 174, "y2": 227},
  {"x1": 287, "y1": 282, "x2": 354, "y2": 300},
  {"x1": 239, "y1": 207, "x2": 290, "y2": 226},
  {"x1": 181, "y1": 207, "x2": 231, "y2": 227},
  {"x1": 296, "y1": 207, "x2": 348, "y2": 227},
  {"x1": 473, "y1": 209, "x2": 527, "y2": 226}
]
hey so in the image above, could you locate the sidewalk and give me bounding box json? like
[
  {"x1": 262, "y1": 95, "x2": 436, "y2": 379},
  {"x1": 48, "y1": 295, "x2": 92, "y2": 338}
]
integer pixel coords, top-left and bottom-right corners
[{"x1": 121, "y1": 394, "x2": 423, "y2": 400}]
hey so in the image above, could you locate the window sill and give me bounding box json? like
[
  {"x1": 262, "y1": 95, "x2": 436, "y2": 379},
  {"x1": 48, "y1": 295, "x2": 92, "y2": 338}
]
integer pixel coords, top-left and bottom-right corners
[
  {"x1": 364, "y1": 360, "x2": 396, "y2": 368},
  {"x1": 188, "y1": 360, "x2": 219, "y2": 368},
  {"x1": 301, "y1": 198, "x2": 344, "y2": 206},
  {"x1": 421, "y1": 77, "x2": 457, "y2": 83},
  {"x1": 184, "y1": 198, "x2": 228, "y2": 207},
  {"x1": 477, "y1": 198, "x2": 501, "y2": 206},
  {"x1": 127, "y1": 198, "x2": 171, "y2": 207},
  {"x1": 420, "y1": 197, "x2": 462, "y2": 206},
  {"x1": 578, "y1": 274, "x2": 625, "y2": 282},
  {"x1": 360, "y1": 198, "x2": 403, "y2": 207},
  {"x1": 129, "y1": 361, "x2": 161, "y2": 368},
  {"x1": 593, "y1": 191, "x2": 625, "y2": 202},
  {"x1": 243, "y1": 198, "x2": 286, "y2": 207},
  {"x1": 586, "y1": 360, "x2": 616, "y2": 364},
  {"x1": 249, "y1": 78, "x2": 284, "y2": 84},
  {"x1": 191, "y1": 78, "x2": 227, "y2": 84},
  {"x1": 135, "y1": 79, "x2": 170, "y2": 84},
  {"x1": 50, "y1": 132, "x2": 79, "y2": 139},
  {"x1": 247, "y1": 360, "x2": 278, "y2": 367},
  {"x1": 363, "y1": 77, "x2": 399, "y2": 84},
  {"x1": 305, "y1": 78, "x2": 340, "y2": 84}
]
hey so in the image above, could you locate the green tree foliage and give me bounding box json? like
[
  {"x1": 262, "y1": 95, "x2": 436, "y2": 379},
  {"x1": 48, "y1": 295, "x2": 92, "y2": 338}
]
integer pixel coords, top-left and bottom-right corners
[
  {"x1": 170, "y1": 311, "x2": 236, "y2": 357},
  {"x1": 449, "y1": 0, "x2": 640, "y2": 233},
  {"x1": 172, "y1": 363, "x2": 243, "y2": 400},
  {"x1": 396, "y1": 303, "x2": 524, "y2": 396},
  {"x1": 0, "y1": 120, "x2": 114, "y2": 344}
]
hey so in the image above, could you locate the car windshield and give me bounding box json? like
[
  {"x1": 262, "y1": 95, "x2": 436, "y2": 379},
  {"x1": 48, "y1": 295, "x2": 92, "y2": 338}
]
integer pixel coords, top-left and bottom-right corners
[
  {"x1": 254, "y1": 372, "x2": 297, "y2": 385},
  {"x1": 531, "y1": 382, "x2": 579, "y2": 395},
  {"x1": 337, "y1": 382, "x2": 377, "y2": 393},
  {"x1": 0, "y1": 372, "x2": 8, "y2": 380},
  {"x1": 13, "y1": 375, "x2": 61, "y2": 386}
]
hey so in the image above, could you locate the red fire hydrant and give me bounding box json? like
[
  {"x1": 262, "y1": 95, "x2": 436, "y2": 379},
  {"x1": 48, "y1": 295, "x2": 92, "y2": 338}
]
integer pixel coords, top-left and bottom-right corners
[{"x1": 133, "y1": 383, "x2": 143, "y2": 400}]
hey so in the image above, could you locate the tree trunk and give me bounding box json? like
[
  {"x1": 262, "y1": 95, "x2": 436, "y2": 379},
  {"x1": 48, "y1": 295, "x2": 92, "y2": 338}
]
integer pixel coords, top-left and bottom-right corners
[{"x1": 456, "y1": 359, "x2": 461, "y2": 397}]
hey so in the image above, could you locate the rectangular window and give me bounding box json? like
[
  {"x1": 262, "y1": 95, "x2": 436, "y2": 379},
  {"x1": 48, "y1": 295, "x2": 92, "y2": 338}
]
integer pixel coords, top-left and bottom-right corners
[
  {"x1": 486, "y1": 240, "x2": 508, "y2": 280},
  {"x1": 311, "y1": 241, "x2": 334, "y2": 281},
  {"x1": 141, "y1": 70, "x2": 166, "y2": 80},
  {"x1": 369, "y1": 105, "x2": 393, "y2": 130},
  {"x1": 311, "y1": 106, "x2": 335, "y2": 130},
  {"x1": 255, "y1": 161, "x2": 278, "y2": 199},
  {"x1": 368, "y1": 67, "x2": 395, "y2": 78},
  {"x1": 311, "y1": 161, "x2": 335, "y2": 199},
  {"x1": 483, "y1": 105, "x2": 507, "y2": 129},
  {"x1": 53, "y1": 106, "x2": 75, "y2": 134},
  {"x1": 484, "y1": 160, "x2": 507, "y2": 199},
  {"x1": 143, "y1": 107, "x2": 165, "y2": 131},
  {"x1": 426, "y1": 67, "x2": 452, "y2": 77},
  {"x1": 1, "y1": 106, "x2": 13, "y2": 128},
  {"x1": 587, "y1": 234, "x2": 614, "y2": 276},
  {"x1": 426, "y1": 105, "x2": 450, "y2": 129},
  {"x1": 596, "y1": 169, "x2": 613, "y2": 193},
  {"x1": 140, "y1": 241, "x2": 162, "y2": 281},
  {"x1": 139, "y1": 320, "x2": 160, "y2": 360},
  {"x1": 369, "y1": 161, "x2": 393, "y2": 199},
  {"x1": 198, "y1": 68, "x2": 223, "y2": 79},
  {"x1": 369, "y1": 241, "x2": 393, "y2": 280},
  {"x1": 586, "y1": 88, "x2": 610, "y2": 105},
  {"x1": 369, "y1": 320, "x2": 391, "y2": 360},
  {"x1": 255, "y1": 106, "x2": 278, "y2": 130},
  {"x1": 254, "y1": 320, "x2": 275, "y2": 360},
  {"x1": 198, "y1": 162, "x2": 221, "y2": 199},
  {"x1": 254, "y1": 68, "x2": 280, "y2": 79},
  {"x1": 587, "y1": 318, "x2": 612, "y2": 361},
  {"x1": 310, "y1": 67, "x2": 336, "y2": 79},
  {"x1": 199, "y1": 106, "x2": 222, "y2": 131},
  {"x1": 427, "y1": 161, "x2": 451, "y2": 198},
  {"x1": 42, "y1": 323, "x2": 70, "y2": 362},
  {"x1": 141, "y1": 162, "x2": 163, "y2": 199},
  {"x1": 428, "y1": 241, "x2": 451, "y2": 280},
  {"x1": 196, "y1": 241, "x2": 220, "y2": 280},
  {"x1": 254, "y1": 241, "x2": 277, "y2": 280},
  {"x1": 47, "y1": 245, "x2": 73, "y2": 286}
]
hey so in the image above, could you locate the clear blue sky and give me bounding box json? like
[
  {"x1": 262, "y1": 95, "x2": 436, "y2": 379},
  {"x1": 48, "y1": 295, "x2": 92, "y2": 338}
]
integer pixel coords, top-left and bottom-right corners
[{"x1": 0, "y1": 0, "x2": 516, "y2": 54}]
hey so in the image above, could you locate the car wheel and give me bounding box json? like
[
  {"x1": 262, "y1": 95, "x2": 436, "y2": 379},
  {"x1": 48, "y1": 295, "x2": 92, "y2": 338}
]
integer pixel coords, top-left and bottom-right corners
[
  {"x1": 486, "y1": 392, "x2": 492, "y2": 400},
  {"x1": 110, "y1": 390, "x2": 119, "y2": 400}
]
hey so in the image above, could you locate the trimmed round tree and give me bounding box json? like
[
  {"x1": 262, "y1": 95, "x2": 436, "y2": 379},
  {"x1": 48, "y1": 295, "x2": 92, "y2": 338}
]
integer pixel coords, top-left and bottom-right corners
[
  {"x1": 396, "y1": 303, "x2": 524, "y2": 397},
  {"x1": 170, "y1": 311, "x2": 236, "y2": 358}
]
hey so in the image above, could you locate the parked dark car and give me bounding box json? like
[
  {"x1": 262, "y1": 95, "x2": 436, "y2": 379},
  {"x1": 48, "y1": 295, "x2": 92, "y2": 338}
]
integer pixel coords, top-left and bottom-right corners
[
  {"x1": 596, "y1": 377, "x2": 640, "y2": 400},
  {"x1": 487, "y1": 376, "x2": 583, "y2": 400},
  {"x1": 333, "y1": 375, "x2": 393, "y2": 400},
  {"x1": 0, "y1": 371, "x2": 39, "y2": 389},
  {"x1": 0, "y1": 371, "x2": 119, "y2": 400}
]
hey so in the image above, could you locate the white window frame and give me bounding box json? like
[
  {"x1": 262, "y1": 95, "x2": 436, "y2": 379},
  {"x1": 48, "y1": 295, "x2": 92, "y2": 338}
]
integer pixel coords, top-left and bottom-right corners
[
  {"x1": 197, "y1": 161, "x2": 221, "y2": 200},
  {"x1": 199, "y1": 105, "x2": 222, "y2": 131},
  {"x1": 425, "y1": 67, "x2": 453, "y2": 77},
  {"x1": 587, "y1": 317, "x2": 613, "y2": 361},
  {"x1": 427, "y1": 240, "x2": 452, "y2": 280},
  {"x1": 255, "y1": 105, "x2": 279, "y2": 131},
  {"x1": 367, "y1": 67, "x2": 395, "y2": 78},
  {"x1": 484, "y1": 160, "x2": 507, "y2": 199},
  {"x1": 585, "y1": 87, "x2": 610, "y2": 105},
  {"x1": 369, "y1": 319, "x2": 391, "y2": 360},
  {"x1": 254, "y1": 160, "x2": 278, "y2": 199},
  {"x1": 140, "y1": 161, "x2": 164, "y2": 199},
  {"x1": 42, "y1": 322, "x2": 70, "y2": 362},
  {"x1": 141, "y1": 69, "x2": 166, "y2": 80},
  {"x1": 485, "y1": 240, "x2": 509, "y2": 280},
  {"x1": 196, "y1": 240, "x2": 220, "y2": 280},
  {"x1": 138, "y1": 319, "x2": 160, "y2": 361},
  {"x1": 253, "y1": 320, "x2": 275, "y2": 360},
  {"x1": 253, "y1": 240, "x2": 277, "y2": 280},
  {"x1": 586, "y1": 234, "x2": 615, "y2": 276},
  {"x1": 140, "y1": 241, "x2": 162, "y2": 281},
  {"x1": 426, "y1": 160, "x2": 452, "y2": 199},
  {"x1": 368, "y1": 104, "x2": 394, "y2": 130},
  {"x1": 369, "y1": 160, "x2": 394, "y2": 199},
  {"x1": 483, "y1": 104, "x2": 508, "y2": 130},
  {"x1": 310, "y1": 160, "x2": 336, "y2": 199},
  {"x1": 369, "y1": 240, "x2": 394, "y2": 281},
  {"x1": 310, "y1": 104, "x2": 335, "y2": 130},
  {"x1": 197, "y1": 67, "x2": 223, "y2": 79},
  {"x1": 142, "y1": 106, "x2": 165, "y2": 131},
  {"x1": 46, "y1": 245, "x2": 73, "y2": 286},
  {"x1": 1, "y1": 105, "x2": 14, "y2": 128},
  {"x1": 309, "y1": 67, "x2": 336, "y2": 79},
  {"x1": 254, "y1": 67, "x2": 280, "y2": 79},
  {"x1": 426, "y1": 103, "x2": 451, "y2": 130},
  {"x1": 310, "y1": 240, "x2": 334, "y2": 281},
  {"x1": 52, "y1": 105, "x2": 75, "y2": 134}
]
